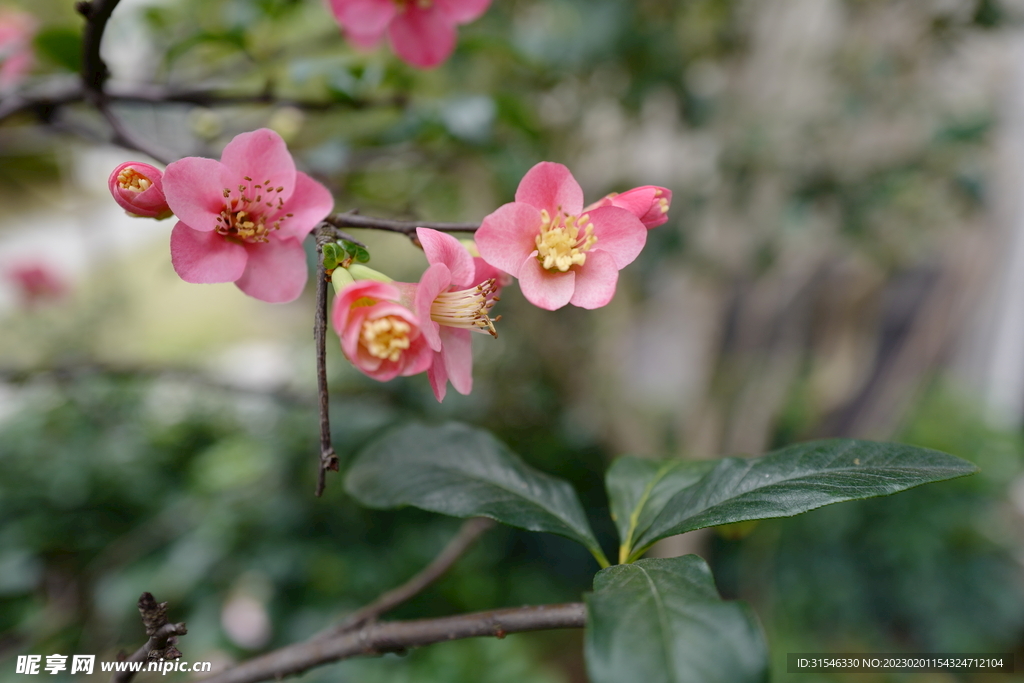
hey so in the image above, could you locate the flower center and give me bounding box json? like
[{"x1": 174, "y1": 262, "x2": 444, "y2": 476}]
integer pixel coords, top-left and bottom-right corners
[
  {"x1": 361, "y1": 316, "x2": 413, "y2": 361},
  {"x1": 392, "y1": 0, "x2": 433, "y2": 8},
  {"x1": 430, "y1": 278, "x2": 501, "y2": 337},
  {"x1": 535, "y1": 209, "x2": 597, "y2": 272},
  {"x1": 117, "y1": 168, "x2": 153, "y2": 193},
  {"x1": 654, "y1": 189, "x2": 669, "y2": 216},
  {"x1": 214, "y1": 177, "x2": 293, "y2": 244}
]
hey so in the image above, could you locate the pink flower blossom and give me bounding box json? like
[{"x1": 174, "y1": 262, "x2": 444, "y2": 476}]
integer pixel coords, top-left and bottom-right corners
[
  {"x1": 475, "y1": 162, "x2": 648, "y2": 311},
  {"x1": 394, "y1": 228, "x2": 499, "y2": 401},
  {"x1": 6, "y1": 261, "x2": 66, "y2": 307},
  {"x1": 108, "y1": 162, "x2": 172, "y2": 219},
  {"x1": 0, "y1": 8, "x2": 35, "y2": 90},
  {"x1": 585, "y1": 185, "x2": 672, "y2": 229},
  {"x1": 328, "y1": 0, "x2": 491, "y2": 69},
  {"x1": 331, "y1": 279, "x2": 433, "y2": 381},
  {"x1": 162, "y1": 129, "x2": 334, "y2": 303}
]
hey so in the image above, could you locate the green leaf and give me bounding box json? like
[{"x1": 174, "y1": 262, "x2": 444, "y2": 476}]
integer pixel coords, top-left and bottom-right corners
[
  {"x1": 626, "y1": 440, "x2": 978, "y2": 559},
  {"x1": 33, "y1": 27, "x2": 82, "y2": 72},
  {"x1": 340, "y1": 239, "x2": 371, "y2": 264},
  {"x1": 585, "y1": 556, "x2": 768, "y2": 683},
  {"x1": 321, "y1": 243, "x2": 341, "y2": 270},
  {"x1": 606, "y1": 457, "x2": 714, "y2": 564},
  {"x1": 345, "y1": 422, "x2": 609, "y2": 566}
]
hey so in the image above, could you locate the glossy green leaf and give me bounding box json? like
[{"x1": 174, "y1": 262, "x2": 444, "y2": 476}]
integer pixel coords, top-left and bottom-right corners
[
  {"x1": 345, "y1": 422, "x2": 609, "y2": 566},
  {"x1": 606, "y1": 457, "x2": 715, "y2": 564},
  {"x1": 627, "y1": 440, "x2": 978, "y2": 559},
  {"x1": 585, "y1": 556, "x2": 768, "y2": 683},
  {"x1": 33, "y1": 27, "x2": 82, "y2": 72}
]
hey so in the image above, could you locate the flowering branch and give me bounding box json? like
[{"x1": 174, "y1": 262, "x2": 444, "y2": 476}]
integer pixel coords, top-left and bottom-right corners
[
  {"x1": 325, "y1": 212, "x2": 480, "y2": 236},
  {"x1": 196, "y1": 603, "x2": 585, "y2": 683},
  {"x1": 313, "y1": 224, "x2": 339, "y2": 497},
  {"x1": 0, "y1": 82, "x2": 402, "y2": 123},
  {"x1": 111, "y1": 592, "x2": 187, "y2": 683},
  {"x1": 317, "y1": 517, "x2": 496, "y2": 637}
]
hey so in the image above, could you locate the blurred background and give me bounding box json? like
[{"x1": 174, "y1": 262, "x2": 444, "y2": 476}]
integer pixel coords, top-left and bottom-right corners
[{"x1": 3, "y1": 0, "x2": 1024, "y2": 680}]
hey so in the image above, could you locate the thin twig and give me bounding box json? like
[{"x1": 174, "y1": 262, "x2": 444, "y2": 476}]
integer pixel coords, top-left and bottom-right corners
[
  {"x1": 94, "y1": 98, "x2": 174, "y2": 164},
  {"x1": 111, "y1": 593, "x2": 187, "y2": 683},
  {"x1": 314, "y1": 224, "x2": 339, "y2": 497},
  {"x1": 325, "y1": 212, "x2": 480, "y2": 236},
  {"x1": 197, "y1": 603, "x2": 585, "y2": 683},
  {"x1": 318, "y1": 517, "x2": 496, "y2": 638}
]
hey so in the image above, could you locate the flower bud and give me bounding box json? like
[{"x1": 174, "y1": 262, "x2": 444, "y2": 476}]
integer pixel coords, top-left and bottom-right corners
[
  {"x1": 108, "y1": 162, "x2": 172, "y2": 219},
  {"x1": 586, "y1": 186, "x2": 672, "y2": 229}
]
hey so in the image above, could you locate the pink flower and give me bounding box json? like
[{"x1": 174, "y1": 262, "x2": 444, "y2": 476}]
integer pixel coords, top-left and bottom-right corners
[
  {"x1": 0, "y1": 8, "x2": 35, "y2": 90},
  {"x1": 328, "y1": 0, "x2": 491, "y2": 69},
  {"x1": 585, "y1": 185, "x2": 672, "y2": 229},
  {"x1": 331, "y1": 279, "x2": 433, "y2": 381},
  {"x1": 395, "y1": 228, "x2": 499, "y2": 401},
  {"x1": 108, "y1": 162, "x2": 172, "y2": 219},
  {"x1": 475, "y1": 162, "x2": 647, "y2": 311},
  {"x1": 6, "y1": 261, "x2": 66, "y2": 307},
  {"x1": 162, "y1": 129, "x2": 334, "y2": 303}
]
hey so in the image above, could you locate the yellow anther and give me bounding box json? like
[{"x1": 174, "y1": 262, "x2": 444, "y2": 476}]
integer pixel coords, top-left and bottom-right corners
[
  {"x1": 535, "y1": 209, "x2": 597, "y2": 272},
  {"x1": 117, "y1": 168, "x2": 153, "y2": 193},
  {"x1": 361, "y1": 316, "x2": 413, "y2": 361}
]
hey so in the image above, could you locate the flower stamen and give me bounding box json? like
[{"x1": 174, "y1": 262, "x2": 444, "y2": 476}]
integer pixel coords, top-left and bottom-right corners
[
  {"x1": 214, "y1": 182, "x2": 289, "y2": 243},
  {"x1": 116, "y1": 168, "x2": 153, "y2": 193},
  {"x1": 535, "y1": 209, "x2": 597, "y2": 272},
  {"x1": 361, "y1": 316, "x2": 412, "y2": 361},
  {"x1": 430, "y1": 278, "x2": 500, "y2": 337}
]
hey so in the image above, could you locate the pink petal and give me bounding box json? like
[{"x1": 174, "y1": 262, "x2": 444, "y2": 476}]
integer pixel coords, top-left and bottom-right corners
[
  {"x1": 417, "y1": 228, "x2": 475, "y2": 289},
  {"x1": 220, "y1": 128, "x2": 297, "y2": 200},
  {"x1": 514, "y1": 162, "x2": 584, "y2": 216},
  {"x1": 472, "y1": 257, "x2": 511, "y2": 292},
  {"x1": 587, "y1": 205, "x2": 647, "y2": 269},
  {"x1": 475, "y1": 202, "x2": 542, "y2": 277},
  {"x1": 328, "y1": 0, "x2": 396, "y2": 35},
  {"x1": 170, "y1": 221, "x2": 247, "y2": 283},
  {"x1": 401, "y1": 337, "x2": 435, "y2": 376},
  {"x1": 415, "y1": 263, "x2": 451, "y2": 351},
  {"x1": 440, "y1": 326, "x2": 473, "y2": 395},
  {"x1": 427, "y1": 352, "x2": 448, "y2": 402},
  {"x1": 569, "y1": 250, "x2": 619, "y2": 309},
  {"x1": 163, "y1": 157, "x2": 233, "y2": 232},
  {"x1": 234, "y1": 236, "x2": 309, "y2": 303},
  {"x1": 387, "y1": 5, "x2": 456, "y2": 69},
  {"x1": 517, "y1": 254, "x2": 575, "y2": 311},
  {"x1": 434, "y1": 0, "x2": 491, "y2": 23},
  {"x1": 272, "y1": 172, "x2": 334, "y2": 241}
]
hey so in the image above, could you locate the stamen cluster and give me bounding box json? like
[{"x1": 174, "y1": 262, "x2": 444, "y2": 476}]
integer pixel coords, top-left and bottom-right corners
[
  {"x1": 536, "y1": 209, "x2": 597, "y2": 272},
  {"x1": 429, "y1": 277, "x2": 501, "y2": 337},
  {"x1": 361, "y1": 316, "x2": 413, "y2": 361},
  {"x1": 215, "y1": 177, "x2": 294, "y2": 243}
]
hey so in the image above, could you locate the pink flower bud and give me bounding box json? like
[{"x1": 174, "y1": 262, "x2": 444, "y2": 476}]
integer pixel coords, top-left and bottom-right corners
[
  {"x1": 586, "y1": 186, "x2": 673, "y2": 229},
  {"x1": 108, "y1": 162, "x2": 172, "y2": 219}
]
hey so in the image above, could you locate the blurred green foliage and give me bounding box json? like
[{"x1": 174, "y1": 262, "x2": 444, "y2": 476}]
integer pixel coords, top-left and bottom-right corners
[{"x1": 3, "y1": 0, "x2": 1024, "y2": 680}]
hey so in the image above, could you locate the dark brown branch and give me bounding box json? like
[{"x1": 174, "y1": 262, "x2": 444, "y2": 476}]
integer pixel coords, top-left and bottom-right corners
[
  {"x1": 197, "y1": 603, "x2": 585, "y2": 683},
  {"x1": 79, "y1": 0, "x2": 119, "y2": 93},
  {"x1": 78, "y1": 0, "x2": 176, "y2": 163},
  {"x1": 112, "y1": 593, "x2": 187, "y2": 683},
  {"x1": 325, "y1": 213, "x2": 480, "y2": 236},
  {"x1": 313, "y1": 224, "x2": 339, "y2": 497},
  {"x1": 319, "y1": 517, "x2": 496, "y2": 637}
]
